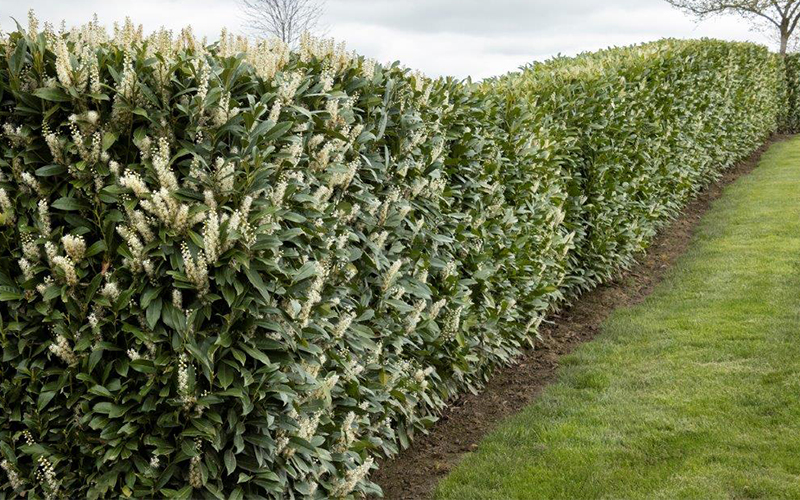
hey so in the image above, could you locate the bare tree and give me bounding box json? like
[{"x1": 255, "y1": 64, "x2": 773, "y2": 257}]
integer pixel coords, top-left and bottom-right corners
[
  {"x1": 665, "y1": 0, "x2": 800, "y2": 54},
  {"x1": 240, "y1": 0, "x2": 326, "y2": 45}
]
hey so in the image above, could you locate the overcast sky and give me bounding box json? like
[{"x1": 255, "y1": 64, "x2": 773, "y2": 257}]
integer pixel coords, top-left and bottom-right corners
[{"x1": 2, "y1": 0, "x2": 776, "y2": 79}]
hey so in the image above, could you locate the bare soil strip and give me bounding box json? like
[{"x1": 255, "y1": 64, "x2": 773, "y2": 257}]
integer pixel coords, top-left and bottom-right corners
[{"x1": 370, "y1": 136, "x2": 786, "y2": 500}]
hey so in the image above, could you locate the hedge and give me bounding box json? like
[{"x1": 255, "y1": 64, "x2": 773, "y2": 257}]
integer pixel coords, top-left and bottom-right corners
[
  {"x1": 498, "y1": 40, "x2": 785, "y2": 291},
  {"x1": 0, "y1": 14, "x2": 786, "y2": 499},
  {"x1": 784, "y1": 53, "x2": 800, "y2": 133}
]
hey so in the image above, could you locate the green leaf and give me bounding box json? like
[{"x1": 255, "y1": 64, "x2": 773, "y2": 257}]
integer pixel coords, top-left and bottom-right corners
[
  {"x1": 217, "y1": 363, "x2": 234, "y2": 389},
  {"x1": 89, "y1": 385, "x2": 114, "y2": 398},
  {"x1": 0, "y1": 291, "x2": 23, "y2": 301},
  {"x1": 263, "y1": 121, "x2": 293, "y2": 141},
  {"x1": 244, "y1": 267, "x2": 270, "y2": 302},
  {"x1": 146, "y1": 298, "x2": 163, "y2": 330},
  {"x1": 85, "y1": 240, "x2": 107, "y2": 258},
  {"x1": 33, "y1": 87, "x2": 72, "y2": 102},
  {"x1": 38, "y1": 391, "x2": 56, "y2": 411},
  {"x1": 9, "y1": 39, "x2": 26, "y2": 77},
  {"x1": 293, "y1": 262, "x2": 317, "y2": 283},
  {"x1": 109, "y1": 404, "x2": 131, "y2": 419},
  {"x1": 187, "y1": 343, "x2": 213, "y2": 376},
  {"x1": 94, "y1": 402, "x2": 113, "y2": 415},
  {"x1": 35, "y1": 164, "x2": 67, "y2": 177},
  {"x1": 130, "y1": 359, "x2": 157, "y2": 374},
  {"x1": 172, "y1": 485, "x2": 194, "y2": 500},
  {"x1": 238, "y1": 343, "x2": 271, "y2": 366},
  {"x1": 224, "y1": 449, "x2": 236, "y2": 475},
  {"x1": 102, "y1": 131, "x2": 119, "y2": 151},
  {"x1": 51, "y1": 197, "x2": 88, "y2": 211}
]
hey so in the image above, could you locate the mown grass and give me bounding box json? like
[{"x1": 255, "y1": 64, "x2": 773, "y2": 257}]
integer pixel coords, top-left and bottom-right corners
[{"x1": 435, "y1": 137, "x2": 800, "y2": 500}]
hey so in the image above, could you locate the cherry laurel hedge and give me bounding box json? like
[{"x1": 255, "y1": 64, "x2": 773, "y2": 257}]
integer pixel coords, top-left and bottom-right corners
[
  {"x1": 784, "y1": 53, "x2": 800, "y2": 133},
  {"x1": 0, "y1": 18, "x2": 787, "y2": 499}
]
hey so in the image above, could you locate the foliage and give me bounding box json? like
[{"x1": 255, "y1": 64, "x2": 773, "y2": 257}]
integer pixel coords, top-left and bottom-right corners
[
  {"x1": 0, "y1": 14, "x2": 785, "y2": 499},
  {"x1": 437, "y1": 137, "x2": 800, "y2": 500},
  {"x1": 784, "y1": 53, "x2": 800, "y2": 132},
  {"x1": 497, "y1": 39, "x2": 785, "y2": 290}
]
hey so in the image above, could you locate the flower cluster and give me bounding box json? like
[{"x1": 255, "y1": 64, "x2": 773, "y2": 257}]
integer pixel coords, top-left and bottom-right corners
[
  {"x1": 1, "y1": 460, "x2": 22, "y2": 490},
  {"x1": 188, "y1": 439, "x2": 203, "y2": 489},
  {"x1": 35, "y1": 457, "x2": 59, "y2": 499},
  {"x1": 61, "y1": 234, "x2": 86, "y2": 262},
  {"x1": 330, "y1": 457, "x2": 374, "y2": 498},
  {"x1": 48, "y1": 334, "x2": 78, "y2": 365},
  {"x1": 181, "y1": 243, "x2": 210, "y2": 295}
]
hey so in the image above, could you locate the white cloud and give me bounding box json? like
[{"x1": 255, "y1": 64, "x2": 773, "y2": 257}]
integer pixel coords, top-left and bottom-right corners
[{"x1": 2, "y1": 0, "x2": 777, "y2": 78}]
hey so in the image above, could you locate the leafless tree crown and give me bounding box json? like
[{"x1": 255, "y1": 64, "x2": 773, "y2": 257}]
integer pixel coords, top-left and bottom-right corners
[
  {"x1": 240, "y1": 0, "x2": 326, "y2": 46},
  {"x1": 665, "y1": 0, "x2": 800, "y2": 54}
]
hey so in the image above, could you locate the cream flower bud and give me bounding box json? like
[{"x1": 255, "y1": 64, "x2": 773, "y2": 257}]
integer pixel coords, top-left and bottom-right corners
[
  {"x1": 52, "y1": 255, "x2": 78, "y2": 286},
  {"x1": 101, "y1": 282, "x2": 120, "y2": 301},
  {"x1": 214, "y1": 157, "x2": 235, "y2": 193},
  {"x1": 38, "y1": 199, "x2": 52, "y2": 235},
  {"x1": 429, "y1": 299, "x2": 446, "y2": 320},
  {"x1": 55, "y1": 38, "x2": 73, "y2": 87},
  {"x1": 61, "y1": 234, "x2": 86, "y2": 262},
  {"x1": 181, "y1": 243, "x2": 209, "y2": 295},
  {"x1": 382, "y1": 259, "x2": 403, "y2": 291},
  {"x1": 21, "y1": 172, "x2": 41, "y2": 194},
  {"x1": 151, "y1": 137, "x2": 177, "y2": 191},
  {"x1": 49, "y1": 334, "x2": 78, "y2": 365},
  {"x1": 333, "y1": 312, "x2": 355, "y2": 339},
  {"x1": 0, "y1": 188, "x2": 11, "y2": 214},
  {"x1": 330, "y1": 457, "x2": 374, "y2": 498},
  {"x1": 0, "y1": 459, "x2": 22, "y2": 490},
  {"x1": 203, "y1": 211, "x2": 220, "y2": 262},
  {"x1": 44, "y1": 241, "x2": 58, "y2": 266},
  {"x1": 120, "y1": 171, "x2": 151, "y2": 198}
]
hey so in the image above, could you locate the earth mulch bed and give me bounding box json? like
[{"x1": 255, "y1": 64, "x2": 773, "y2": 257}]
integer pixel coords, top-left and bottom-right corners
[{"x1": 369, "y1": 135, "x2": 787, "y2": 500}]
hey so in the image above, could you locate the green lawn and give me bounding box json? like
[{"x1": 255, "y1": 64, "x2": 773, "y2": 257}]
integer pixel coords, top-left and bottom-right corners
[{"x1": 435, "y1": 137, "x2": 800, "y2": 500}]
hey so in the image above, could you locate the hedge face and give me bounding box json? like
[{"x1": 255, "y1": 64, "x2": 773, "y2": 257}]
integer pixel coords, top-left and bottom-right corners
[
  {"x1": 499, "y1": 40, "x2": 785, "y2": 292},
  {"x1": 784, "y1": 53, "x2": 800, "y2": 133},
  {"x1": 0, "y1": 16, "x2": 784, "y2": 500},
  {"x1": 0, "y1": 19, "x2": 570, "y2": 499}
]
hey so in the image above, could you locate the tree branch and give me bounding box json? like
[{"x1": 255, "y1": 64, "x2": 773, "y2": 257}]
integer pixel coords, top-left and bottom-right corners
[{"x1": 240, "y1": 0, "x2": 325, "y2": 45}]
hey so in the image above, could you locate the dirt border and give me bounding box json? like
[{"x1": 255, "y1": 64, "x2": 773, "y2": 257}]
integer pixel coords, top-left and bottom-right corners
[{"x1": 369, "y1": 136, "x2": 788, "y2": 500}]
